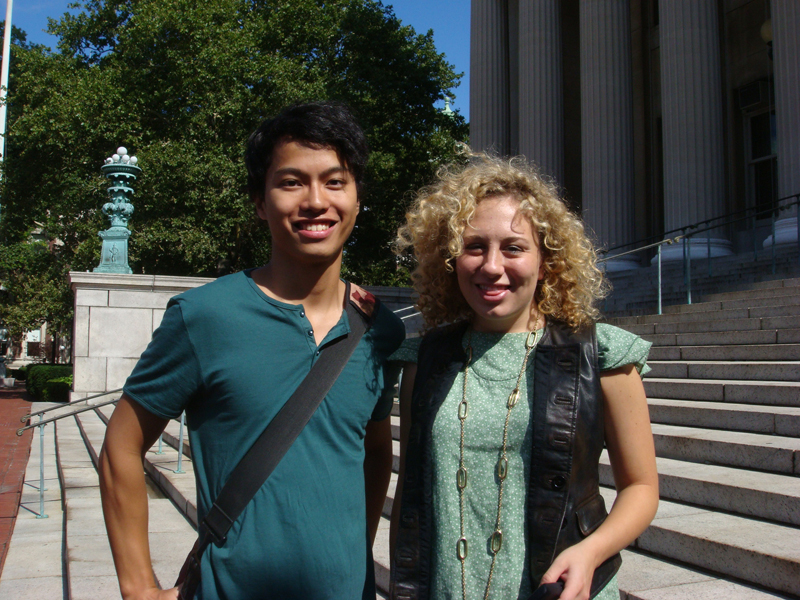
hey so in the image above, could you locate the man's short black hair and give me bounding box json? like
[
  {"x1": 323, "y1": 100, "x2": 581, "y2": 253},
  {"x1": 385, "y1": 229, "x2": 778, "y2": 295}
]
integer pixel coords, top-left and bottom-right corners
[{"x1": 245, "y1": 101, "x2": 369, "y2": 202}]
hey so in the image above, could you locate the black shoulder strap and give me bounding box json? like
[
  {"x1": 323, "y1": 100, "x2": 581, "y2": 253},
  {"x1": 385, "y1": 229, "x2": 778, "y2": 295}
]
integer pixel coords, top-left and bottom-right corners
[{"x1": 199, "y1": 287, "x2": 371, "y2": 549}]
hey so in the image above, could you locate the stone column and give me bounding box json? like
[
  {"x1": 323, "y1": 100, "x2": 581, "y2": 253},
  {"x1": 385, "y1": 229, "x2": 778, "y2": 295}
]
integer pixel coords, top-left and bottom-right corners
[
  {"x1": 579, "y1": 0, "x2": 637, "y2": 270},
  {"x1": 471, "y1": 0, "x2": 510, "y2": 154},
  {"x1": 765, "y1": 0, "x2": 800, "y2": 247},
  {"x1": 659, "y1": 0, "x2": 732, "y2": 260},
  {"x1": 517, "y1": 0, "x2": 563, "y2": 182}
]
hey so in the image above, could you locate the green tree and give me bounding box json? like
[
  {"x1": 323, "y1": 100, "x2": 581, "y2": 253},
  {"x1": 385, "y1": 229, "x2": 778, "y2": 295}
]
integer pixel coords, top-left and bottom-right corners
[
  {"x1": 0, "y1": 240, "x2": 72, "y2": 337},
  {"x1": 0, "y1": 0, "x2": 467, "y2": 333}
]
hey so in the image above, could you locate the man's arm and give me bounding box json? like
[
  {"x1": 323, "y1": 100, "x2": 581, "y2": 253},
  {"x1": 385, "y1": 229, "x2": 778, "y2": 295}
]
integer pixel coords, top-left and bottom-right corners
[
  {"x1": 99, "y1": 395, "x2": 178, "y2": 600},
  {"x1": 363, "y1": 415, "x2": 393, "y2": 545}
]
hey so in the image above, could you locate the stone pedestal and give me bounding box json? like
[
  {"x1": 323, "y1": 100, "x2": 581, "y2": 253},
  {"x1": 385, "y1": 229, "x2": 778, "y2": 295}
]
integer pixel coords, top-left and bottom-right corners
[
  {"x1": 603, "y1": 255, "x2": 641, "y2": 272},
  {"x1": 94, "y1": 228, "x2": 132, "y2": 274},
  {"x1": 652, "y1": 237, "x2": 735, "y2": 264},
  {"x1": 69, "y1": 272, "x2": 214, "y2": 401},
  {"x1": 763, "y1": 217, "x2": 799, "y2": 248}
]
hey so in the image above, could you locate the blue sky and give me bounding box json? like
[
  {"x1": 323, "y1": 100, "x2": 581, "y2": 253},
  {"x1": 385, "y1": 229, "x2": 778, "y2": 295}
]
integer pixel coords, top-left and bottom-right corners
[{"x1": 9, "y1": 0, "x2": 471, "y2": 121}]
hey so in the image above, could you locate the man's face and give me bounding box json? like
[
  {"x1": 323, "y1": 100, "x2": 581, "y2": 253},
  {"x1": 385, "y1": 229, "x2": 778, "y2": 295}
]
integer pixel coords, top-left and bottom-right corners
[{"x1": 256, "y1": 140, "x2": 359, "y2": 266}]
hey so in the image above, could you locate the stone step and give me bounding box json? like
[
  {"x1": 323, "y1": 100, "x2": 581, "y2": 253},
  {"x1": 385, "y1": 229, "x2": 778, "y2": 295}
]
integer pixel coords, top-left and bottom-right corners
[
  {"x1": 603, "y1": 265, "x2": 800, "y2": 316},
  {"x1": 648, "y1": 398, "x2": 800, "y2": 437},
  {"x1": 646, "y1": 360, "x2": 800, "y2": 382},
  {"x1": 685, "y1": 290, "x2": 800, "y2": 314},
  {"x1": 599, "y1": 452, "x2": 800, "y2": 527},
  {"x1": 624, "y1": 314, "x2": 800, "y2": 335},
  {"x1": 611, "y1": 299, "x2": 800, "y2": 327},
  {"x1": 601, "y1": 487, "x2": 800, "y2": 597},
  {"x1": 643, "y1": 378, "x2": 800, "y2": 406},
  {"x1": 650, "y1": 423, "x2": 800, "y2": 475},
  {"x1": 648, "y1": 343, "x2": 800, "y2": 361},
  {"x1": 642, "y1": 328, "x2": 800, "y2": 347},
  {"x1": 96, "y1": 405, "x2": 199, "y2": 527},
  {"x1": 616, "y1": 549, "x2": 793, "y2": 599},
  {"x1": 704, "y1": 281, "x2": 800, "y2": 303},
  {"x1": 748, "y1": 277, "x2": 800, "y2": 291},
  {"x1": 751, "y1": 303, "x2": 800, "y2": 319},
  {"x1": 76, "y1": 409, "x2": 197, "y2": 592},
  {"x1": 56, "y1": 413, "x2": 121, "y2": 599},
  {"x1": 715, "y1": 293, "x2": 800, "y2": 312}
]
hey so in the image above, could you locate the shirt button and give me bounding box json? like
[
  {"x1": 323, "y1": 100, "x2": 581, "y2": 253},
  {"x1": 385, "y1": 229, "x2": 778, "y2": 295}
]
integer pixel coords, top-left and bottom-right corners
[
  {"x1": 315, "y1": 350, "x2": 320, "y2": 356},
  {"x1": 308, "y1": 330, "x2": 314, "y2": 336},
  {"x1": 300, "y1": 311, "x2": 305, "y2": 318}
]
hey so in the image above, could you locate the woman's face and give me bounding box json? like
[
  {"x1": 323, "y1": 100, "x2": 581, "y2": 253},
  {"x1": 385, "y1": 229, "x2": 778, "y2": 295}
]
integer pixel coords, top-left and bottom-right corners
[{"x1": 455, "y1": 195, "x2": 545, "y2": 333}]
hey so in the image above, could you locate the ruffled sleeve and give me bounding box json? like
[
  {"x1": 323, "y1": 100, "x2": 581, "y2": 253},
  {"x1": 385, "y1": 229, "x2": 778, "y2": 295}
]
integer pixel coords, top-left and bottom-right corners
[
  {"x1": 389, "y1": 336, "x2": 423, "y2": 364},
  {"x1": 596, "y1": 323, "x2": 652, "y2": 375}
]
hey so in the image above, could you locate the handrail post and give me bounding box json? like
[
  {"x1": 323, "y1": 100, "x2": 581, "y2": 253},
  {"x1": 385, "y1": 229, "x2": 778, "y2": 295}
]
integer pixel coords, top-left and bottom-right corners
[
  {"x1": 156, "y1": 434, "x2": 164, "y2": 455},
  {"x1": 707, "y1": 232, "x2": 712, "y2": 278},
  {"x1": 175, "y1": 412, "x2": 186, "y2": 474},
  {"x1": 771, "y1": 208, "x2": 777, "y2": 275},
  {"x1": 687, "y1": 237, "x2": 692, "y2": 305},
  {"x1": 657, "y1": 244, "x2": 663, "y2": 315},
  {"x1": 683, "y1": 235, "x2": 692, "y2": 305},
  {"x1": 37, "y1": 415, "x2": 48, "y2": 519}
]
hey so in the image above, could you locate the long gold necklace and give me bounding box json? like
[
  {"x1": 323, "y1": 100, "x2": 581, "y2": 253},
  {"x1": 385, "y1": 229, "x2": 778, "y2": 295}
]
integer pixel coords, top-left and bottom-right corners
[{"x1": 457, "y1": 327, "x2": 542, "y2": 600}]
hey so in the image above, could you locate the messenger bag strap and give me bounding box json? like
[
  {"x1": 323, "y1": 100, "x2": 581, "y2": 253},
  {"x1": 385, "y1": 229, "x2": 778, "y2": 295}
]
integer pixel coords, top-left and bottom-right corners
[{"x1": 192, "y1": 284, "x2": 371, "y2": 559}]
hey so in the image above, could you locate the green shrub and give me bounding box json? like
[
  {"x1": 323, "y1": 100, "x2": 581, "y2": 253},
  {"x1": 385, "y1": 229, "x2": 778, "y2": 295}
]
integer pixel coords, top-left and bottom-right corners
[
  {"x1": 26, "y1": 365, "x2": 73, "y2": 401},
  {"x1": 10, "y1": 366, "x2": 27, "y2": 380},
  {"x1": 42, "y1": 375, "x2": 73, "y2": 403}
]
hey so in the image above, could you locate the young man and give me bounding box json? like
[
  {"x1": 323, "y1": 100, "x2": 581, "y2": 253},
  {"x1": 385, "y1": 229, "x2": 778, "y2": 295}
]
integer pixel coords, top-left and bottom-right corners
[{"x1": 99, "y1": 102, "x2": 404, "y2": 600}]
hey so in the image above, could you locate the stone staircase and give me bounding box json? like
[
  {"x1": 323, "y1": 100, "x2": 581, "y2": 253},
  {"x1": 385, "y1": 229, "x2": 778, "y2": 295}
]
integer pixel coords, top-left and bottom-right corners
[
  {"x1": 598, "y1": 277, "x2": 800, "y2": 598},
  {"x1": 2, "y1": 278, "x2": 799, "y2": 598}
]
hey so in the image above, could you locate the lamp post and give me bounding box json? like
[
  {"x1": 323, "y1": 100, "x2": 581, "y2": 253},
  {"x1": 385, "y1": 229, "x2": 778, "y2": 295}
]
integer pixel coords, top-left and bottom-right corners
[{"x1": 94, "y1": 147, "x2": 139, "y2": 274}]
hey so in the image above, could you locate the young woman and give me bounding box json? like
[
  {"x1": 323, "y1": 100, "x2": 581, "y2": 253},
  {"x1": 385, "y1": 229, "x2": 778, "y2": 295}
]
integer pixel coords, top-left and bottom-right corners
[{"x1": 390, "y1": 152, "x2": 658, "y2": 600}]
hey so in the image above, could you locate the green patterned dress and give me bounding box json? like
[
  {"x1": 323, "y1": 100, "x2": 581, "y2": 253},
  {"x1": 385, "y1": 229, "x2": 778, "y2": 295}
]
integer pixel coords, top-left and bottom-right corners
[{"x1": 391, "y1": 323, "x2": 651, "y2": 600}]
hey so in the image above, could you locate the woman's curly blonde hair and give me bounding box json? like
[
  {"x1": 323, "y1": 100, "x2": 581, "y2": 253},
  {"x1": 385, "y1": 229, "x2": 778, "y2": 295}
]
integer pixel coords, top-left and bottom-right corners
[{"x1": 395, "y1": 150, "x2": 609, "y2": 331}]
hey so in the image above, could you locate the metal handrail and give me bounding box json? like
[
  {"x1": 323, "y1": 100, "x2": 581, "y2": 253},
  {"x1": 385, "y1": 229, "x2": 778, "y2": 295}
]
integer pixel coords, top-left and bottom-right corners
[
  {"x1": 600, "y1": 193, "x2": 799, "y2": 257},
  {"x1": 21, "y1": 387, "x2": 124, "y2": 422},
  {"x1": 598, "y1": 235, "x2": 683, "y2": 263},
  {"x1": 597, "y1": 194, "x2": 800, "y2": 313},
  {"x1": 17, "y1": 394, "x2": 121, "y2": 436}
]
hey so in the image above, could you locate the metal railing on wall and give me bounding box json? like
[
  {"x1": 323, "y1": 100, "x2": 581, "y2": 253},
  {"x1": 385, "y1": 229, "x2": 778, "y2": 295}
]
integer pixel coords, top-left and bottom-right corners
[{"x1": 597, "y1": 194, "x2": 800, "y2": 314}]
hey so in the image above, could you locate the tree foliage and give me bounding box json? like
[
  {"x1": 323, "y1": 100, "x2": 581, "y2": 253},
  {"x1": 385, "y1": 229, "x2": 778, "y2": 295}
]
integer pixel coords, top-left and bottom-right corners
[{"x1": 0, "y1": 0, "x2": 468, "y2": 333}]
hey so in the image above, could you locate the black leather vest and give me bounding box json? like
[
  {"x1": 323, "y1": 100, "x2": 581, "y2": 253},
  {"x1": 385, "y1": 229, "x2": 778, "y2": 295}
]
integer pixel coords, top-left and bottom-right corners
[{"x1": 391, "y1": 320, "x2": 621, "y2": 600}]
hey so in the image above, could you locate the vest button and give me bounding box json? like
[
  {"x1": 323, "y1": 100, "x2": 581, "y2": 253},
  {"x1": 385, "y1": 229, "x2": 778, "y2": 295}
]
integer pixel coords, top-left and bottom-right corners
[{"x1": 551, "y1": 475, "x2": 566, "y2": 490}]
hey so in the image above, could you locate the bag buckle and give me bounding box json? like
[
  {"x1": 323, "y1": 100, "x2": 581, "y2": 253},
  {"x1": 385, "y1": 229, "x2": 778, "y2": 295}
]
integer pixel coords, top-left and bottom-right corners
[{"x1": 202, "y1": 502, "x2": 234, "y2": 546}]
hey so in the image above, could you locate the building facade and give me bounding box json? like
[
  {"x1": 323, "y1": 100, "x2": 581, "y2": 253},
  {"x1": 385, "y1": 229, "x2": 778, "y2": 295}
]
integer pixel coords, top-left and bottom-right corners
[{"x1": 470, "y1": 0, "x2": 799, "y2": 267}]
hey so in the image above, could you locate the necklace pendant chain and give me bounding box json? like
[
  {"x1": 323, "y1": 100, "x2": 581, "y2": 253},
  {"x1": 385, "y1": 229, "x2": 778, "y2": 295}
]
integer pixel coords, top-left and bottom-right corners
[
  {"x1": 458, "y1": 326, "x2": 543, "y2": 600},
  {"x1": 507, "y1": 388, "x2": 520, "y2": 408}
]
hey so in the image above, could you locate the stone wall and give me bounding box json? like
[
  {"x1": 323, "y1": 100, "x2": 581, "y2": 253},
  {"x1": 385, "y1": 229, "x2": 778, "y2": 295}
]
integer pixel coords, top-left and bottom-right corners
[{"x1": 69, "y1": 273, "x2": 214, "y2": 401}]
